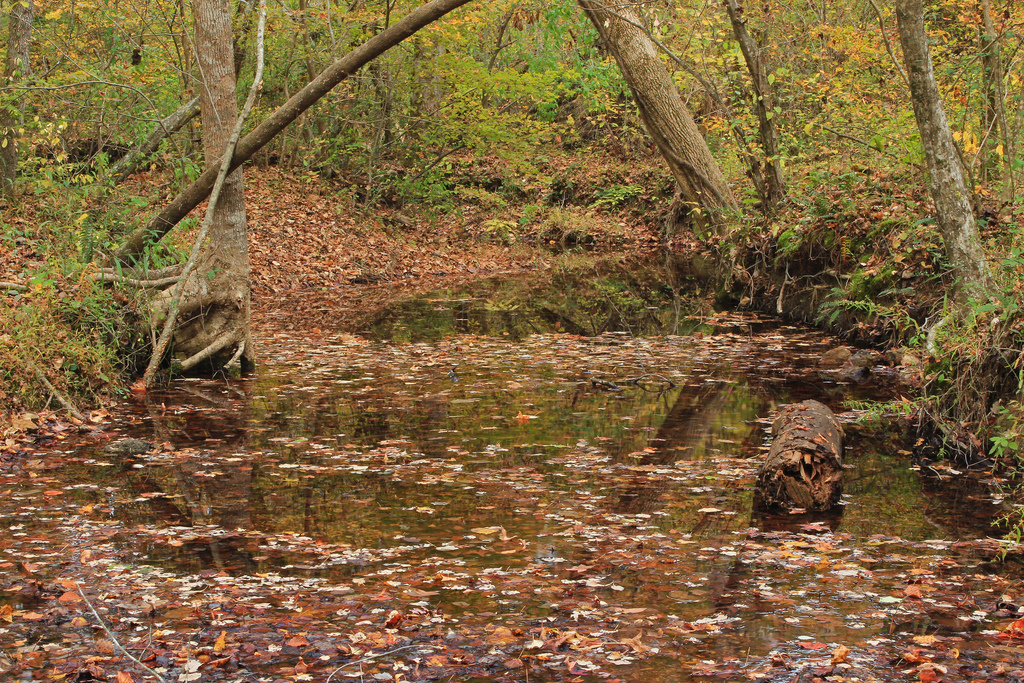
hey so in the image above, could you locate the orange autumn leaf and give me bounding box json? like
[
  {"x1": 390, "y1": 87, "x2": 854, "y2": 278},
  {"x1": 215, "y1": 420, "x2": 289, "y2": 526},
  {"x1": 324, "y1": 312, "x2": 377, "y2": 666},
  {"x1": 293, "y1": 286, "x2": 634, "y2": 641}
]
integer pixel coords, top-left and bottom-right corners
[
  {"x1": 58, "y1": 591, "x2": 83, "y2": 604},
  {"x1": 1003, "y1": 617, "x2": 1024, "y2": 638},
  {"x1": 213, "y1": 630, "x2": 226, "y2": 653}
]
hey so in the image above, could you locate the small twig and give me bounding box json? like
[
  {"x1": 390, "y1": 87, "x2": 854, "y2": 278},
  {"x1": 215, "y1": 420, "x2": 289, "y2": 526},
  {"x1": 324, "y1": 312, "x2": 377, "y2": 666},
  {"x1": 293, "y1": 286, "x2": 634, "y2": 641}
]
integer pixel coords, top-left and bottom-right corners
[
  {"x1": 820, "y1": 125, "x2": 924, "y2": 169},
  {"x1": 626, "y1": 373, "x2": 678, "y2": 389},
  {"x1": 866, "y1": 0, "x2": 910, "y2": 89},
  {"x1": 75, "y1": 583, "x2": 168, "y2": 683},
  {"x1": 325, "y1": 645, "x2": 436, "y2": 683},
  {"x1": 591, "y1": 378, "x2": 623, "y2": 392},
  {"x1": 1, "y1": 280, "x2": 28, "y2": 292},
  {"x1": 31, "y1": 365, "x2": 86, "y2": 422}
]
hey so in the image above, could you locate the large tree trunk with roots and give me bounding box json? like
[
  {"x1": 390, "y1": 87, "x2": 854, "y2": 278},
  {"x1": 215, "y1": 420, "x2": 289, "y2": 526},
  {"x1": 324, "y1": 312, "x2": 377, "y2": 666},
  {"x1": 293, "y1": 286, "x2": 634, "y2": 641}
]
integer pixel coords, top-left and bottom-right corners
[
  {"x1": 894, "y1": 0, "x2": 993, "y2": 298},
  {"x1": 112, "y1": 0, "x2": 475, "y2": 265},
  {"x1": 155, "y1": 0, "x2": 253, "y2": 372},
  {"x1": 576, "y1": 0, "x2": 737, "y2": 235},
  {"x1": 0, "y1": 0, "x2": 33, "y2": 198}
]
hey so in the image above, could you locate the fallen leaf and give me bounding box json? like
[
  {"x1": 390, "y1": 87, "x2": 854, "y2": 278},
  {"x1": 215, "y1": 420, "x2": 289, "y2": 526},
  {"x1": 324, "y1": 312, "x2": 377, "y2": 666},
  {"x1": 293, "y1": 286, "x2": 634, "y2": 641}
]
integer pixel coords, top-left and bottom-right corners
[
  {"x1": 487, "y1": 627, "x2": 517, "y2": 645},
  {"x1": 58, "y1": 591, "x2": 82, "y2": 604}
]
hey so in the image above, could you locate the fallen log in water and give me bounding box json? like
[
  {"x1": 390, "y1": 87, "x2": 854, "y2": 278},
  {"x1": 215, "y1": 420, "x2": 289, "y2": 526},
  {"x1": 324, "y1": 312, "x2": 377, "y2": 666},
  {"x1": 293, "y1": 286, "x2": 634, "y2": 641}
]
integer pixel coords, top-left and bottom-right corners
[{"x1": 755, "y1": 399, "x2": 844, "y2": 511}]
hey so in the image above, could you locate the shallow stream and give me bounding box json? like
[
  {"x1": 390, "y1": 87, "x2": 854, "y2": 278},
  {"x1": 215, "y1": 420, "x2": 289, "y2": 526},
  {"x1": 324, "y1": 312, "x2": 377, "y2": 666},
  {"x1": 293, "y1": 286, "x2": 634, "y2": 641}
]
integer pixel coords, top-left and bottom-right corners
[{"x1": 1, "y1": 266, "x2": 1021, "y2": 683}]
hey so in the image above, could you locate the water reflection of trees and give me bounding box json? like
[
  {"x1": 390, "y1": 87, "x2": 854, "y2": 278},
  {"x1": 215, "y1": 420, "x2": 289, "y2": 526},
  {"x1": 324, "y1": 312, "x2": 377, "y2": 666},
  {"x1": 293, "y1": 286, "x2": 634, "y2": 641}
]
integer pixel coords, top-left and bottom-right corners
[{"x1": 358, "y1": 257, "x2": 705, "y2": 341}]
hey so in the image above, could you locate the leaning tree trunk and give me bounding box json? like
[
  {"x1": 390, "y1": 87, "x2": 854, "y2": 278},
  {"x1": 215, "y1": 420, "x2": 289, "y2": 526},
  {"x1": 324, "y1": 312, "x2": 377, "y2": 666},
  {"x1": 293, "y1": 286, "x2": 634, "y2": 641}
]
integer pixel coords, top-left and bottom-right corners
[
  {"x1": 577, "y1": 0, "x2": 738, "y2": 235},
  {"x1": 157, "y1": 0, "x2": 254, "y2": 371},
  {"x1": 894, "y1": 0, "x2": 993, "y2": 298},
  {"x1": 106, "y1": 97, "x2": 200, "y2": 185},
  {"x1": 979, "y1": 0, "x2": 1013, "y2": 200},
  {"x1": 755, "y1": 400, "x2": 844, "y2": 511},
  {"x1": 0, "y1": 0, "x2": 33, "y2": 198},
  {"x1": 113, "y1": 0, "x2": 474, "y2": 264},
  {"x1": 723, "y1": 0, "x2": 785, "y2": 213}
]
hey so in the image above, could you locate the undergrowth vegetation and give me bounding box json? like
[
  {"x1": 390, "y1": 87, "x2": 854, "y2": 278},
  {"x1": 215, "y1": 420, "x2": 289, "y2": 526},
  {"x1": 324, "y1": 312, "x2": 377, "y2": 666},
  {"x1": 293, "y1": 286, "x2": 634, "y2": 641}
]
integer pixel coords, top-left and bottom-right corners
[{"x1": 0, "y1": 261, "x2": 138, "y2": 413}]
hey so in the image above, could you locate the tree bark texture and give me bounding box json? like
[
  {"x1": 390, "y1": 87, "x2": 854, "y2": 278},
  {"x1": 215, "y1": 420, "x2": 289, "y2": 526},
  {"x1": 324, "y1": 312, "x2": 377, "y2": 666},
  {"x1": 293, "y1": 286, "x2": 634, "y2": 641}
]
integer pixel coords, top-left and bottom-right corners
[
  {"x1": 979, "y1": 0, "x2": 1013, "y2": 199},
  {"x1": 577, "y1": 0, "x2": 738, "y2": 235},
  {"x1": 0, "y1": 0, "x2": 33, "y2": 198},
  {"x1": 894, "y1": 0, "x2": 993, "y2": 298},
  {"x1": 755, "y1": 400, "x2": 844, "y2": 511},
  {"x1": 163, "y1": 0, "x2": 253, "y2": 369},
  {"x1": 114, "y1": 0, "x2": 474, "y2": 265},
  {"x1": 723, "y1": 0, "x2": 785, "y2": 212}
]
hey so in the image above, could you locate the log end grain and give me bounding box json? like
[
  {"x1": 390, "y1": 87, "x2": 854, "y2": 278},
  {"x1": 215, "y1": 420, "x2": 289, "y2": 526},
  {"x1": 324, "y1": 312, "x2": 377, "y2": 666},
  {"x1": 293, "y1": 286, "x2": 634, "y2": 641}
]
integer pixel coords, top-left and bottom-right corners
[{"x1": 756, "y1": 399, "x2": 844, "y2": 511}]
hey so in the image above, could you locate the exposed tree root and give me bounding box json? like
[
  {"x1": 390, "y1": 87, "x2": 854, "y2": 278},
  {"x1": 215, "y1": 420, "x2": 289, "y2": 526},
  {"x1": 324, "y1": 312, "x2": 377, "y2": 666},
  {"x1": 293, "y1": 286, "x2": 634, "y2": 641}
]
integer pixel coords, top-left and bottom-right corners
[
  {"x1": 91, "y1": 272, "x2": 182, "y2": 289},
  {"x1": 179, "y1": 330, "x2": 242, "y2": 373},
  {"x1": 97, "y1": 264, "x2": 184, "y2": 280},
  {"x1": 224, "y1": 340, "x2": 246, "y2": 371}
]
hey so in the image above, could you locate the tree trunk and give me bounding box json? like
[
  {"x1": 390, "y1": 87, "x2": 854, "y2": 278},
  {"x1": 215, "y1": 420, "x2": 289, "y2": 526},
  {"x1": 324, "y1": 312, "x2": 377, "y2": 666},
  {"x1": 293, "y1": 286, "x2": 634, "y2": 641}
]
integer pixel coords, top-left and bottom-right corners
[
  {"x1": 979, "y1": 0, "x2": 1013, "y2": 200},
  {"x1": 106, "y1": 97, "x2": 200, "y2": 185},
  {"x1": 755, "y1": 400, "x2": 844, "y2": 511},
  {"x1": 894, "y1": 0, "x2": 994, "y2": 298},
  {"x1": 723, "y1": 0, "x2": 785, "y2": 213},
  {"x1": 0, "y1": 0, "x2": 33, "y2": 198},
  {"x1": 576, "y1": 0, "x2": 738, "y2": 236},
  {"x1": 113, "y1": 0, "x2": 474, "y2": 265},
  {"x1": 162, "y1": 0, "x2": 253, "y2": 370}
]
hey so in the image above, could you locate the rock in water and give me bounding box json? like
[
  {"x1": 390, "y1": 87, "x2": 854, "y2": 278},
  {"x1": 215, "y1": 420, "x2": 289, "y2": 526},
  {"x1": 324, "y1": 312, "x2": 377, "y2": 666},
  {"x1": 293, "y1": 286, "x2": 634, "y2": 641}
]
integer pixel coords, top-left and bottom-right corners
[
  {"x1": 755, "y1": 400, "x2": 844, "y2": 511},
  {"x1": 103, "y1": 438, "x2": 155, "y2": 456},
  {"x1": 818, "y1": 346, "x2": 852, "y2": 368}
]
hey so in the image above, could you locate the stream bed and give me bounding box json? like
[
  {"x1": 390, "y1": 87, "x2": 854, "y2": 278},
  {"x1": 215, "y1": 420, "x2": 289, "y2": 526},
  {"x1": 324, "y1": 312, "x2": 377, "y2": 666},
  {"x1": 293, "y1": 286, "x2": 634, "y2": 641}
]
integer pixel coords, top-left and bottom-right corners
[{"x1": 2, "y1": 272, "x2": 1022, "y2": 683}]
